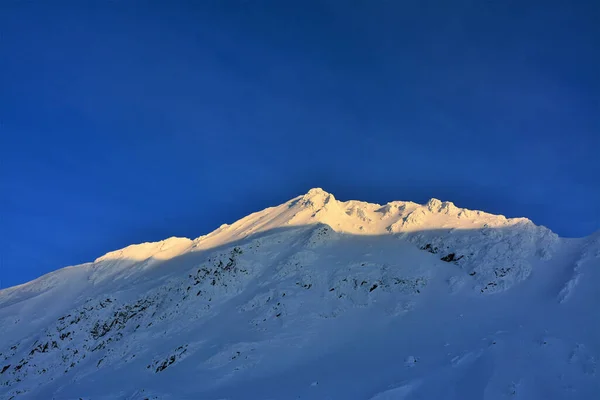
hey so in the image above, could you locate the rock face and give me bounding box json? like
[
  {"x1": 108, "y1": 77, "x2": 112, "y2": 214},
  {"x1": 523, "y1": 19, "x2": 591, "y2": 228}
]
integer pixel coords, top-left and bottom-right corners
[{"x1": 0, "y1": 188, "x2": 598, "y2": 400}]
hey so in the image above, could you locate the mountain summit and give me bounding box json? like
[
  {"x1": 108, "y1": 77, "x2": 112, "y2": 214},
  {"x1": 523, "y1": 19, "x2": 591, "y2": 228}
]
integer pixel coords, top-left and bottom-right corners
[
  {"x1": 204, "y1": 187, "x2": 551, "y2": 239},
  {"x1": 1, "y1": 189, "x2": 598, "y2": 399}
]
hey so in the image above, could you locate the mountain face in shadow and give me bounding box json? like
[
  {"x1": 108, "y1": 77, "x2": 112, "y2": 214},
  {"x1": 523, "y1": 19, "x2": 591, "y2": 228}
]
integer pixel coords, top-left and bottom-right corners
[{"x1": 1, "y1": 189, "x2": 598, "y2": 400}]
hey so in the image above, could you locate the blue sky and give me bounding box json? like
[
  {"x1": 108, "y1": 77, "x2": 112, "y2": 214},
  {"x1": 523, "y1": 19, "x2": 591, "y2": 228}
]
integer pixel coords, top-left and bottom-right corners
[{"x1": 1, "y1": 1, "x2": 598, "y2": 287}]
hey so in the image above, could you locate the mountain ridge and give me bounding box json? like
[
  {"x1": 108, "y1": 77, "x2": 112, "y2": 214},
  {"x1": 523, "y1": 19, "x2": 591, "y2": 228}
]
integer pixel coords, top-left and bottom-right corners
[
  {"x1": 85, "y1": 187, "x2": 557, "y2": 267},
  {"x1": 1, "y1": 188, "x2": 598, "y2": 399},
  {"x1": 1, "y1": 187, "x2": 560, "y2": 294}
]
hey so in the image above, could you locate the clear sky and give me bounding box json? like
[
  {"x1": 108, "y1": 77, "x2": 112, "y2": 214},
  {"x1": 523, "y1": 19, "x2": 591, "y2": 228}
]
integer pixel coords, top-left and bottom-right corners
[{"x1": 1, "y1": 1, "x2": 598, "y2": 287}]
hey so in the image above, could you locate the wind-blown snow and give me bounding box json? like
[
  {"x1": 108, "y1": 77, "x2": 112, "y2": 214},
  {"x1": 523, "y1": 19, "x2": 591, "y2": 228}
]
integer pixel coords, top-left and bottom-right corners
[{"x1": 0, "y1": 188, "x2": 598, "y2": 399}]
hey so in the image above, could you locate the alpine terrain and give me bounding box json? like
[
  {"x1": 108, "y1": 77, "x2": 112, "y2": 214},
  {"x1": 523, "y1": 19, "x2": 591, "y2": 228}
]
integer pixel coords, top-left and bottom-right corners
[{"x1": 1, "y1": 188, "x2": 598, "y2": 400}]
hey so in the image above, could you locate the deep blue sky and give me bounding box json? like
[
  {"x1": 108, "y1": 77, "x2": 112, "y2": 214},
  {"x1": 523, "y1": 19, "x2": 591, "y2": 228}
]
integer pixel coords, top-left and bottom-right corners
[{"x1": 1, "y1": 1, "x2": 598, "y2": 287}]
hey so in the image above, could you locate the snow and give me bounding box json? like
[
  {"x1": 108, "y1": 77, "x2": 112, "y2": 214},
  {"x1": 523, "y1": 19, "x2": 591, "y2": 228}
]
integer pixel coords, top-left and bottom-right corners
[{"x1": 0, "y1": 188, "x2": 599, "y2": 399}]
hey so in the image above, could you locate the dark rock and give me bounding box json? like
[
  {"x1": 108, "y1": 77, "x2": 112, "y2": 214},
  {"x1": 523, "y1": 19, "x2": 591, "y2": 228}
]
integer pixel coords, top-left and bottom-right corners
[{"x1": 441, "y1": 253, "x2": 463, "y2": 263}]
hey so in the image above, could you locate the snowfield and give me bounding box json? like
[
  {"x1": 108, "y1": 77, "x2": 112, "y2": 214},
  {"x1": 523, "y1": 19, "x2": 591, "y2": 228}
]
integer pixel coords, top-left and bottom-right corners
[{"x1": 1, "y1": 188, "x2": 598, "y2": 399}]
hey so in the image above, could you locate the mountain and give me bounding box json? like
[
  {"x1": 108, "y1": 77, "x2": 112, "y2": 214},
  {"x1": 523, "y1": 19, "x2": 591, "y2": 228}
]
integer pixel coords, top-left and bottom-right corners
[{"x1": 1, "y1": 188, "x2": 599, "y2": 400}]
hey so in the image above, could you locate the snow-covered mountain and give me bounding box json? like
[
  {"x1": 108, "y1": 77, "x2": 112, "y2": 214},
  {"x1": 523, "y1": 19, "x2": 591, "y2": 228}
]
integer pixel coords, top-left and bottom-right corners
[{"x1": 1, "y1": 188, "x2": 598, "y2": 400}]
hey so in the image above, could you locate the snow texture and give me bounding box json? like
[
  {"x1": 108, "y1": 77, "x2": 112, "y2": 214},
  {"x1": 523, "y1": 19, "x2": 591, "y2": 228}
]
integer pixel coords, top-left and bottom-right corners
[{"x1": 0, "y1": 188, "x2": 598, "y2": 399}]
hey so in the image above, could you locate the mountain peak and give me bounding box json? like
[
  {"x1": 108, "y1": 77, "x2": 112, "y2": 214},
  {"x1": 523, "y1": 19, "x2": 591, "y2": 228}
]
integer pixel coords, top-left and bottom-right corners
[
  {"x1": 305, "y1": 187, "x2": 330, "y2": 196},
  {"x1": 303, "y1": 188, "x2": 335, "y2": 201},
  {"x1": 301, "y1": 188, "x2": 335, "y2": 206},
  {"x1": 204, "y1": 188, "x2": 556, "y2": 242}
]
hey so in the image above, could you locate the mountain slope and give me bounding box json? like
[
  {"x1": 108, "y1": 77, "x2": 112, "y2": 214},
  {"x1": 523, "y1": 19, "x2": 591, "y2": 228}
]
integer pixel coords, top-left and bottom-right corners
[{"x1": 1, "y1": 189, "x2": 598, "y2": 400}]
